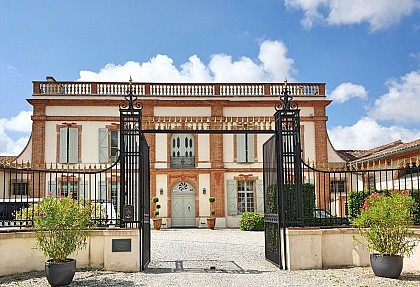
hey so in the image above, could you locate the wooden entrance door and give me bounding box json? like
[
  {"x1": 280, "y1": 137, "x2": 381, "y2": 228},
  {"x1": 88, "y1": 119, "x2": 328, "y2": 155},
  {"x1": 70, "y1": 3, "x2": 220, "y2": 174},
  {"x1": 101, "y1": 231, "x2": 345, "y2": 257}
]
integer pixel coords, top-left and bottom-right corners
[{"x1": 171, "y1": 182, "x2": 196, "y2": 227}]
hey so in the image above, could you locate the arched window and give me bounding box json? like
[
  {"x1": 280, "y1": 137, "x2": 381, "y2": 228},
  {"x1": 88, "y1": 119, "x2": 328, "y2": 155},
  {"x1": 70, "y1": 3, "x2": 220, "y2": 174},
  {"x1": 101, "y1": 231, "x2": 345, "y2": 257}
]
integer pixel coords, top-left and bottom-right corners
[{"x1": 170, "y1": 134, "x2": 195, "y2": 168}]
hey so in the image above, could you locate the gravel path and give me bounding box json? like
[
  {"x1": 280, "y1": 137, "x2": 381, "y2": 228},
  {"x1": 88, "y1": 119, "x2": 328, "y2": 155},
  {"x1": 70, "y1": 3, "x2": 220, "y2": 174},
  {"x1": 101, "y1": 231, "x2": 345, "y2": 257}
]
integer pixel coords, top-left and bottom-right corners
[{"x1": 1, "y1": 228, "x2": 419, "y2": 287}]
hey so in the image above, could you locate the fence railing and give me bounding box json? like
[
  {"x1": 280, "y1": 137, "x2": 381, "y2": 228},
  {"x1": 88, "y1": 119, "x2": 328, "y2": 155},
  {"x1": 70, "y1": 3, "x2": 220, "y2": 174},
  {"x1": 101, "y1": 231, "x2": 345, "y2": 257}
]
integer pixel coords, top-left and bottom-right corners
[
  {"x1": 298, "y1": 161, "x2": 420, "y2": 227},
  {"x1": 0, "y1": 160, "x2": 129, "y2": 229},
  {"x1": 3, "y1": 157, "x2": 419, "y2": 228},
  {"x1": 263, "y1": 134, "x2": 420, "y2": 230}
]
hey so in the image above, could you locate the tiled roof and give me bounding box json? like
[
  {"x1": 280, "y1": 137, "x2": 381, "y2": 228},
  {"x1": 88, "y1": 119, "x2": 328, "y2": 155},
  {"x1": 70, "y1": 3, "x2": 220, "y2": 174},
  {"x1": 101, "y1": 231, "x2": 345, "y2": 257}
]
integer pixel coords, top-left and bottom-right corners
[
  {"x1": 0, "y1": 156, "x2": 16, "y2": 162},
  {"x1": 338, "y1": 139, "x2": 420, "y2": 163},
  {"x1": 0, "y1": 155, "x2": 16, "y2": 161}
]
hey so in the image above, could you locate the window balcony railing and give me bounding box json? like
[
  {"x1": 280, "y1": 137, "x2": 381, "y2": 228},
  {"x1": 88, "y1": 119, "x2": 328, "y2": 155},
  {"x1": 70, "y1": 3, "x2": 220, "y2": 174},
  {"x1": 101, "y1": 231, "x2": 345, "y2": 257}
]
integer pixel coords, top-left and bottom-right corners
[{"x1": 170, "y1": 156, "x2": 195, "y2": 168}]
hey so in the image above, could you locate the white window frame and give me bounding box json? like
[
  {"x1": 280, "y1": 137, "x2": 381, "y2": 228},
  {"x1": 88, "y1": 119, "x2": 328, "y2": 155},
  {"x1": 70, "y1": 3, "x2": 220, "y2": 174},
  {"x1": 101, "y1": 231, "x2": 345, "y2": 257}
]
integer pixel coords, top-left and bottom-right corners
[
  {"x1": 12, "y1": 182, "x2": 28, "y2": 196},
  {"x1": 59, "y1": 127, "x2": 79, "y2": 164},
  {"x1": 60, "y1": 181, "x2": 79, "y2": 199},
  {"x1": 330, "y1": 180, "x2": 346, "y2": 193},
  {"x1": 236, "y1": 134, "x2": 254, "y2": 163},
  {"x1": 170, "y1": 134, "x2": 195, "y2": 168},
  {"x1": 237, "y1": 180, "x2": 255, "y2": 214},
  {"x1": 99, "y1": 128, "x2": 120, "y2": 164}
]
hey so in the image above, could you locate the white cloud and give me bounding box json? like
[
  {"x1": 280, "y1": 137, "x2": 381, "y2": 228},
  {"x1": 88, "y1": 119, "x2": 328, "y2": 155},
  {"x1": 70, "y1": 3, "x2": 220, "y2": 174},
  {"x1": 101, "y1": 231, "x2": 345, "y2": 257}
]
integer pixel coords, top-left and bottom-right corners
[
  {"x1": 285, "y1": 0, "x2": 420, "y2": 31},
  {"x1": 409, "y1": 51, "x2": 420, "y2": 65},
  {"x1": 369, "y1": 70, "x2": 420, "y2": 122},
  {"x1": 1, "y1": 111, "x2": 33, "y2": 133},
  {"x1": 328, "y1": 117, "x2": 420, "y2": 150},
  {"x1": 329, "y1": 82, "x2": 368, "y2": 103},
  {"x1": 258, "y1": 40, "x2": 295, "y2": 81},
  {"x1": 78, "y1": 40, "x2": 295, "y2": 83},
  {"x1": 0, "y1": 111, "x2": 32, "y2": 156}
]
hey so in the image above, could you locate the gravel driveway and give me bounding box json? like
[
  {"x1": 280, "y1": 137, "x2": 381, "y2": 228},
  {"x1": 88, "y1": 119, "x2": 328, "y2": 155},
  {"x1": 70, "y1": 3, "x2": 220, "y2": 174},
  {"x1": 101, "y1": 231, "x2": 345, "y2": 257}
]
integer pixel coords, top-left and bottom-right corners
[{"x1": 1, "y1": 228, "x2": 419, "y2": 286}]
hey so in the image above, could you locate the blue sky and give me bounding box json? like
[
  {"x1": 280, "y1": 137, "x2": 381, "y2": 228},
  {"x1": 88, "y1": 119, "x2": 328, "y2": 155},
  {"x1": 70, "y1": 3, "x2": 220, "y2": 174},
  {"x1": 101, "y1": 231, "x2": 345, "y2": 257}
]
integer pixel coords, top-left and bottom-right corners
[{"x1": 1, "y1": 0, "x2": 420, "y2": 155}]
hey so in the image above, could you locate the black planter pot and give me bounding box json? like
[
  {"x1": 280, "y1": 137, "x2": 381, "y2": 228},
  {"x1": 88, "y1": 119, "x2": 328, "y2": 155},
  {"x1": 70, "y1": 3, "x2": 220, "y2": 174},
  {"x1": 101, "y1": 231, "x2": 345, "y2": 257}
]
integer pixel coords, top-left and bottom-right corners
[
  {"x1": 45, "y1": 258, "x2": 76, "y2": 287},
  {"x1": 370, "y1": 254, "x2": 403, "y2": 279}
]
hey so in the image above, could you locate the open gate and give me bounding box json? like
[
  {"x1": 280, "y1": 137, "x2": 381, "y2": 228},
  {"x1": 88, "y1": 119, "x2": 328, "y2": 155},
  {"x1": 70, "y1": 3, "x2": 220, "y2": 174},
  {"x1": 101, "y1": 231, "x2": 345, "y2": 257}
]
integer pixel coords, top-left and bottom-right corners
[
  {"x1": 118, "y1": 79, "x2": 302, "y2": 271},
  {"x1": 119, "y1": 82, "x2": 150, "y2": 271},
  {"x1": 263, "y1": 85, "x2": 303, "y2": 270}
]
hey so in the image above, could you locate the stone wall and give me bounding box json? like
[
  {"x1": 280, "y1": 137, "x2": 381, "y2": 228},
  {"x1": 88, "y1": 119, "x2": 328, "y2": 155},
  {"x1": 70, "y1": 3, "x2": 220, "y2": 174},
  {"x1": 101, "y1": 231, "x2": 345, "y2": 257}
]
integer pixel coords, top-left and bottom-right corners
[{"x1": 0, "y1": 229, "x2": 139, "y2": 276}]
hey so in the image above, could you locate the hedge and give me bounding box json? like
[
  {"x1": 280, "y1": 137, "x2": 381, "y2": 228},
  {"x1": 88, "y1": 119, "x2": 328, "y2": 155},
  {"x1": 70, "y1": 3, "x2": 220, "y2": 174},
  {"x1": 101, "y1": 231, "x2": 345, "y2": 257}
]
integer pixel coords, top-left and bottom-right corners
[
  {"x1": 348, "y1": 189, "x2": 420, "y2": 225},
  {"x1": 239, "y1": 212, "x2": 264, "y2": 231},
  {"x1": 266, "y1": 183, "x2": 315, "y2": 224}
]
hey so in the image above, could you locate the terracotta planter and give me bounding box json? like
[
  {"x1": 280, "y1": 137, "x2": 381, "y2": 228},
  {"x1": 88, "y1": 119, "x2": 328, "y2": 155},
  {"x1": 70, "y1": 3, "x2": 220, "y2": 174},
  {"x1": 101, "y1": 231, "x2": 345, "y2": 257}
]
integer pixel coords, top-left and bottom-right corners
[
  {"x1": 45, "y1": 258, "x2": 76, "y2": 287},
  {"x1": 207, "y1": 217, "x2": 216, "y2": 229},
  {"x1": 153, "y1": 218, "x2": 162, "y2": 230},
  {"x1": 370, "y1": 254, "x2": 403, "y2": 279}
]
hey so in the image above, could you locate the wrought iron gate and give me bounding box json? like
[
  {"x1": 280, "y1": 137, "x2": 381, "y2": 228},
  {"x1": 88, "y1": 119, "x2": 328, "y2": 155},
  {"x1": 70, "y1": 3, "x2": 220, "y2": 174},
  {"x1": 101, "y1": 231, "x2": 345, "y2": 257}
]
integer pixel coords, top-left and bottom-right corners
[
  {"x1": 263, "y1": 85, "x2": 303, "y2": 270},
  {"x1": 119, "y1": 82, "x2": 150, "y2": 271},
  {"x1": 118, "y1": 79, "x2": 303, "y2": 271}
]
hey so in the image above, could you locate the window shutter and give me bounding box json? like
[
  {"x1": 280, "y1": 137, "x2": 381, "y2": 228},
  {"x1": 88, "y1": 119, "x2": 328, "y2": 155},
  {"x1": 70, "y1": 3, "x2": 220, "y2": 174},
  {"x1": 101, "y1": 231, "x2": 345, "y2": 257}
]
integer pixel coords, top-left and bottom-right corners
[
  {"x1": 247, "y1": 134, "x2": 255, "y2": 163},
  {"x1": 79, "y1": 181, "x2": 89, "y2": 199},
  {"x1": 47, "y1": 181, "x2": 57, "y2": 197},
  {"x1": 68, "y1": 128, "x2": 79, "y2": 163},
  {"x1": 256, "y1": 180, "x2": 264, "y2": 213},
  {"x1": 99, "y1": 128, "x2": 109, "y2": 163},
  {"x1": 99, "y1": 181, "x2": 107, "y2": 202},
  {"x1": 227, "y1": 180, "x2": 237, "y2": 215},
  {"x1": 236, "y1": 134, "x2": 246, "y2": 163},
  {"x1": 59, "y1": 128, "x2": 68, "y2": 163}
]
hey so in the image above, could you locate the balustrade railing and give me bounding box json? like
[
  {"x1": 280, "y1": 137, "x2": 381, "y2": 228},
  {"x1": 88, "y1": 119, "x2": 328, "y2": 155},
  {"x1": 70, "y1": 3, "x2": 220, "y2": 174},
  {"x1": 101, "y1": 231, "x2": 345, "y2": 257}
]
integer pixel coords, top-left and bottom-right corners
[
  {"x1": 39, "y1": 82, "x2": 92, "y2": 95},
  {"x1": 143, "y1": 116, "x2": 275, "y2": 132},
  {"x1": 150, "y1": 84, "x2": 214, "y2": 96},
  {"x1": 219, "y1": 84, "x2": 265, "y2": 96},
  {"x1": 34, "y1": 81, "x2": 325, "y2": 97},
  {"x1": 270, "y1": 83, "x2": 321, "y2": 96},
  {"x1": 98, "y1": 83, "x2": 145, "y2": 95}
]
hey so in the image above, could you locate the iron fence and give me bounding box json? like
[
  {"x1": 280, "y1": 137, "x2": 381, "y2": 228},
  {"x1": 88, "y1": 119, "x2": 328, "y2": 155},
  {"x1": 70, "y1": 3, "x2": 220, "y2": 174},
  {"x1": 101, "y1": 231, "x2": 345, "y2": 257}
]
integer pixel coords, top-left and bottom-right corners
[
  {"x1": 263, "y1": 158, "x2": 420, "y2": 230},
  {"x1": 301, "y1": 161, "x2": 420, "y2": 227},
  {"x1": 0, "y1": 160, "x2": 126, "y2": 228}
]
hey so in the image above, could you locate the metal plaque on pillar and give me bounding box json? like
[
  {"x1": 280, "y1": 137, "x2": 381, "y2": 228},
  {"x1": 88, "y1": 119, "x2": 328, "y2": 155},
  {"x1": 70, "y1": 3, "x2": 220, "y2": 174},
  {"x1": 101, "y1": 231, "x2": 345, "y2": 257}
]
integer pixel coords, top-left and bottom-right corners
[{"x1": 123, "y1": 204, "x2": 134, "y2": 222}]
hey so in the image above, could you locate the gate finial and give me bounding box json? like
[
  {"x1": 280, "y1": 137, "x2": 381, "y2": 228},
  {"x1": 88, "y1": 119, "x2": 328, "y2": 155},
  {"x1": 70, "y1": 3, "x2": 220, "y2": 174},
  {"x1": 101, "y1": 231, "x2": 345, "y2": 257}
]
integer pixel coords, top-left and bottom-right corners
[
  {"x1": 275, "y1": 78, "x2": 297, "y2": 110},
  {"x1": 121, "y1": 77, "x2": 142, "y2": 110}
]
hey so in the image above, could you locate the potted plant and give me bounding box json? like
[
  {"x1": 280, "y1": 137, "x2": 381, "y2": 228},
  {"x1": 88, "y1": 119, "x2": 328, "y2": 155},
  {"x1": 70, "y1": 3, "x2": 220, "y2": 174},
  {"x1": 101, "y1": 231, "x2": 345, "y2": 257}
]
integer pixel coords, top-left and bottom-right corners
[
  {"x1": 152, "y1": 196, "x2": 162, "y2": 230},
  {"x1": 31, "y1": 194, "x2": 92, "y2": 286},
  {"x1": 207, "y1": 196, "x2": 216, "y2": 229},
  {"x1": 352, "y1": 190, "x2": 418, "y2": 279}
]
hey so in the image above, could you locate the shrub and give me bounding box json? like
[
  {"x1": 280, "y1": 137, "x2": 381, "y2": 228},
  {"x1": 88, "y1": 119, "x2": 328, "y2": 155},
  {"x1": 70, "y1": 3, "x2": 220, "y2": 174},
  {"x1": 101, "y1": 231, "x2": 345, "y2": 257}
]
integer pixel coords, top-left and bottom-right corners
[
  {"x1": 348, "y1": 189, "x2": 374, "y2": 219},
  {"x1": 151, "y1": 197, "x2": 160, "y2": 218},
  {"x1": 267, "y1": 183, "x2": 315, "y2": 224},
  {"x1": 411, "y1": 189, "x2": 420, "y2": 225},
  {"x1": 209, "y1": 197, "x2": 216, "y2": 216},
  {"x1": 352, "y1": 190, "x2": 417, "y2": 256},
  {"x1": 348, "y1": 189, "x2": 420, "y2": 225},
  {"x1": 239, "y1": 212, "x2": 264, "y2": 231},
  {"x1": 32, "y1": 195, "x2": 92, "y2": 262}
]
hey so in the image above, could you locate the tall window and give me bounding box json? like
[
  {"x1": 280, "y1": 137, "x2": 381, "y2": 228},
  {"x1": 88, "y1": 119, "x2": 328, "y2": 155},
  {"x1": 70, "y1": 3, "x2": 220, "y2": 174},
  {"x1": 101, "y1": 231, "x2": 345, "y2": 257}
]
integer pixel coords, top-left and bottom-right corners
[
  {"x1": 99, "y1": 128, "x2": 120, "y2": 163},
  {"x1": 12, "y1": 182, "x2": 28, "y2": 196},
  {"x1": 170, "y1": 134, "x2": 195, "y2": 168},
  {"x1": 110, "y1": 130, "x2": 119, "y2": 162},
  {"x1": 111, "y1": 182, "x2": 120, "y2": 208},
  {"x1": 330, "y1": 180, "x2": 346, "y2": 193},
  {"x1": 237, "y1": 181, "x2": 254, "y2": 214},
  {"x1": 368, "y1": 177, "x2": 375, "y2": 191},
  {"x1": 59, "y1": 127, "x2": 79, "y2": 163},
  {"x1": 236, "y1": 134, "x2": 254, "y2": 163},
  {"x1": 60, "y1": 181, "x2": 78, "y2": 199}
]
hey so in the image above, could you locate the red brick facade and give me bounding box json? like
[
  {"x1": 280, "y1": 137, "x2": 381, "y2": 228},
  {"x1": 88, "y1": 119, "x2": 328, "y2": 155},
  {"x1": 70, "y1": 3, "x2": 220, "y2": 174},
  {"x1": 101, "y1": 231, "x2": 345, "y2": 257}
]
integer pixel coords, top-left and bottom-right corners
[{"x1": 25, "y1": 80, "x2": 331, "y2": 227}]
